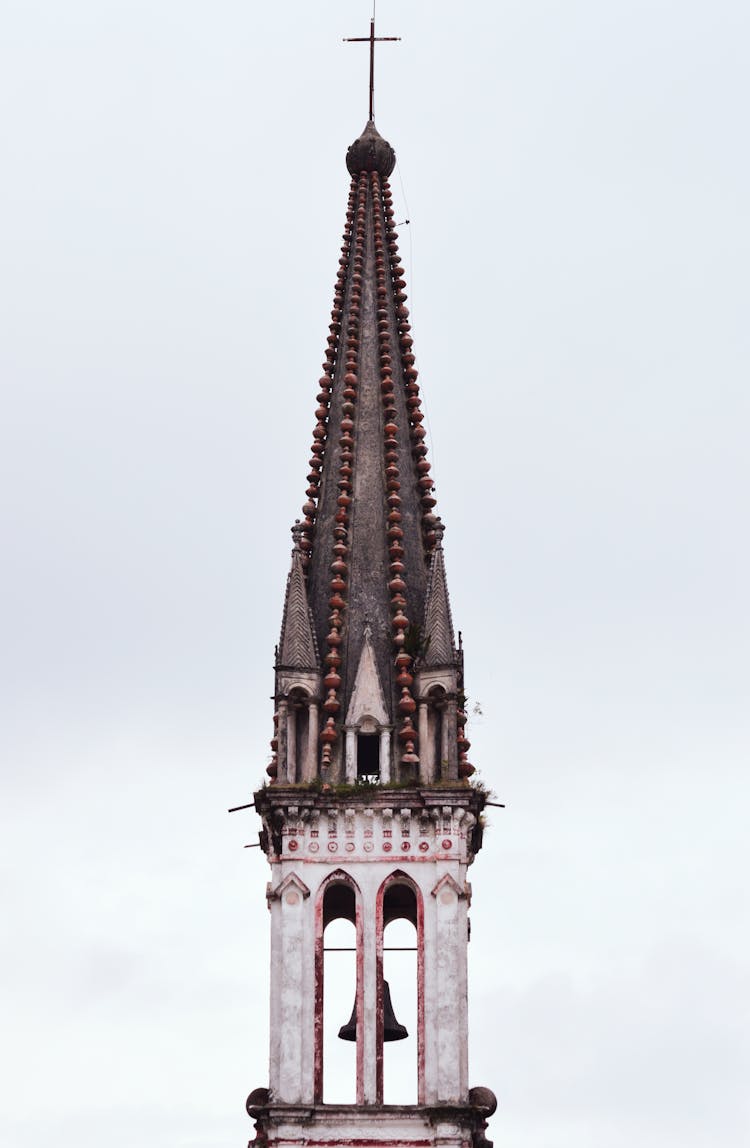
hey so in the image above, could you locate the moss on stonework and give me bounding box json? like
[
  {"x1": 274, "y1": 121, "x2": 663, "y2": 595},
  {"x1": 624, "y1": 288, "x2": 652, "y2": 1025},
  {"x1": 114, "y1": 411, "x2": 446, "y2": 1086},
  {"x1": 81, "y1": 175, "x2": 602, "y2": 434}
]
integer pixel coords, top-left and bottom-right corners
[{"x1": 256, "y1": 775, "x2": 492, "y2": 801}]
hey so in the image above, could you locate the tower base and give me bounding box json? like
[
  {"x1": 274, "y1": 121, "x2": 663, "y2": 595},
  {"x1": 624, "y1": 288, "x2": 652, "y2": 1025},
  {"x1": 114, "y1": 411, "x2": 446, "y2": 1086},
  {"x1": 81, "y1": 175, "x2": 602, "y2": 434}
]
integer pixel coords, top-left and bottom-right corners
[{"x1": 249, "y1": 1103, "x2": 494, "y2": 1148}]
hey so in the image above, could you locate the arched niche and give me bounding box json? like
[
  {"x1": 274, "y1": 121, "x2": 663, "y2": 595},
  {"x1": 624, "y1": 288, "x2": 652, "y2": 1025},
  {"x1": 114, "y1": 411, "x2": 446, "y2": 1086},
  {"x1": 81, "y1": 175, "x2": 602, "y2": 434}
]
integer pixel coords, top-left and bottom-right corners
[
  {"x1": 283, "y1": 684, "x2": 317, "y2": 783},
  {"x1": 425, "y1": 683, "x2": 447, "y2": 782}
]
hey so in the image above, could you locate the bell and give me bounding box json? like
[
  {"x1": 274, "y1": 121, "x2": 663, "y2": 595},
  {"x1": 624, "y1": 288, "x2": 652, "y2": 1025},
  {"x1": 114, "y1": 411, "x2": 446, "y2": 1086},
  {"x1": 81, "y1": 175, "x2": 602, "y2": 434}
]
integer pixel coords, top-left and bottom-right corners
[{"x1": 338, "y1": 979, "x2": 408, "y2": 1042}]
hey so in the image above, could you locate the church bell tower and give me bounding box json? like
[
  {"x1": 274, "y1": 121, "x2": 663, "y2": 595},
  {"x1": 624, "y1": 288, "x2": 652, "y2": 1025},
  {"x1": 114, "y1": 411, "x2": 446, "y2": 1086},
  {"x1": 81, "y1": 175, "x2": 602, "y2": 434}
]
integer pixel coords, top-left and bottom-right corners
[{"x1": 245, "y1": 29, "x2": 497, "y2": 1148}]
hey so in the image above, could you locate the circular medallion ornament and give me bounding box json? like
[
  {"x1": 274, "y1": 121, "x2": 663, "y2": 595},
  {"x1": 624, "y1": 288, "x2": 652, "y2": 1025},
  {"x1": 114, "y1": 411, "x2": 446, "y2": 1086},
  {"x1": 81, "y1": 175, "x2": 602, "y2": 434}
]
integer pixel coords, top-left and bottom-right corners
[
  {"x1": 401, "y1": 841, "x2": 411, "y2": 852},
  {"x1": 442, "y1": 839, "x2": 453, "y2": 851},
  {"x1": 418, "y1": 841, "x2": 429, "y2": 852},
  {"x1": 287, "y1": 839, "x2": 299, "y2": 852},
  {"x1": 328, "y1": 842, "x2": 338, "y2": 853},
  {"x1": 345, "y1": 842, "x2": 355, "y2": 852},
  {"x1": 309, "y1": 842, "x2": 319, "y2": 853},
  {"x1": 364, "y1": 842, "x2": 374, "y2": 853},
  {"x1": 383, "y1": 842, "x2": 392, "y2": 852}
]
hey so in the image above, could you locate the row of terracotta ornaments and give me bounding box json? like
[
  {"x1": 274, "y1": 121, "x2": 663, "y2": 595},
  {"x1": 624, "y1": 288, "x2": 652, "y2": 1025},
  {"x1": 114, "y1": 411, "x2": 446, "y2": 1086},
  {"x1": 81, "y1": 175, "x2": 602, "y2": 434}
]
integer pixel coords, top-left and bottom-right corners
[{"x1": 378, "y1": 174, "x2": 473, "y2": 779}]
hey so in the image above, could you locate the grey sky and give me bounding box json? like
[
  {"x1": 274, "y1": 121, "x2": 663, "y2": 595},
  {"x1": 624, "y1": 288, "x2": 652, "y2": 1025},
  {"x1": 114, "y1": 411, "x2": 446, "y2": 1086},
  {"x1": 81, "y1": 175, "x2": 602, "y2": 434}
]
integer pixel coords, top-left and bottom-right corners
[{"x1": 1, "y1": 1, "x2": 748, "y2": 1146}]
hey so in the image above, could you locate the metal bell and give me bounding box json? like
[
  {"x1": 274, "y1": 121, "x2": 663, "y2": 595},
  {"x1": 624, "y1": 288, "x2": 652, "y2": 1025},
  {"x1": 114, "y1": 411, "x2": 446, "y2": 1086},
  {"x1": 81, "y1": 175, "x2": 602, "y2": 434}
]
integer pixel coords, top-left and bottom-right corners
[{"x1": 338, "y1": 979, "x2": 408, "y2": 1042}]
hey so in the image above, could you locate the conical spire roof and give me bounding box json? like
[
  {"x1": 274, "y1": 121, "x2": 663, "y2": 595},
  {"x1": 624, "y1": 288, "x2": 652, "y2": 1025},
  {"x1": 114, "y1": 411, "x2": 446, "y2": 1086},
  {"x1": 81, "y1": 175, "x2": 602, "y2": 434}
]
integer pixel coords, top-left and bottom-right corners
[
  {"x1": 268, "y1": 122, "x2": 471, "y2": 784},
  {"x1": 278, "y1": 524, "x2": 320, "y2": 671},
  {"x1": 422, "y1": 524, "x2": 456, "y2": 667}
]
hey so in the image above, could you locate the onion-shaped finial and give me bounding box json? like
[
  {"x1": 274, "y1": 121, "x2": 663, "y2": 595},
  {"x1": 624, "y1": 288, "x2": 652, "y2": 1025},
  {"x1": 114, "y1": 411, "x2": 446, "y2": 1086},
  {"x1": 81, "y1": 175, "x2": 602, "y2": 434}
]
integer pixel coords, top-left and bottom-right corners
[{"x1": 346, "y1": 121, "x2": 396, "y2": 177}]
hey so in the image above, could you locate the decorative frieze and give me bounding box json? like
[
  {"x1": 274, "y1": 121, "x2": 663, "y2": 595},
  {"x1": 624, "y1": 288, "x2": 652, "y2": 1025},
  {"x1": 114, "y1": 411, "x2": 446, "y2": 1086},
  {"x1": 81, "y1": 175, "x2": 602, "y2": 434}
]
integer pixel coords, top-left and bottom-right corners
[{"x1": 254, "y1": 787, "x2": 485, "y2": 865}]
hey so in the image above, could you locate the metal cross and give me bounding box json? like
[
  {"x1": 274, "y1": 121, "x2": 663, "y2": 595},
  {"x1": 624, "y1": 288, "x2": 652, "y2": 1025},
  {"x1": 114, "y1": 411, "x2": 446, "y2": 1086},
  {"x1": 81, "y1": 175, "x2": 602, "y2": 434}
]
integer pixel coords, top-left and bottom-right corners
[{"x1": 344, "y1": 17, "x2": 400, "y2": 123}]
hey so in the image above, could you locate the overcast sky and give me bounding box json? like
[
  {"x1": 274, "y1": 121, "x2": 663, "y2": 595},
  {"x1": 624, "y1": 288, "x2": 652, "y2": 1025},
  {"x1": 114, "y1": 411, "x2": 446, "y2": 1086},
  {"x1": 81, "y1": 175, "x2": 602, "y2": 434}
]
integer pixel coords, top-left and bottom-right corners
[{"x1": 1, "y1": 2, "x2": 748, "y2": 1146}]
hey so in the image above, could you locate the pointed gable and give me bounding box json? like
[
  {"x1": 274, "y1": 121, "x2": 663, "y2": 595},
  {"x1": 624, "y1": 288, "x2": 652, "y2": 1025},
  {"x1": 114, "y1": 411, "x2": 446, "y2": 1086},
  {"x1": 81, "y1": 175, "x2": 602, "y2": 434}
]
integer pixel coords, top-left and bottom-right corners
[
  {"x1": 278, "y1": 529, "x2": 319, "y2": 670},
  {"x1": 345, "y1": 624, "x2": 389, "y2": 726},
  {"x1": 267, "y1": 872, "x2": 311, "y2": 902},
  {"x1": 430, "y1": 872, "x2": 467, "y2": 900},
  {"x1": 422, "y1": 524, "x2": 456, "y2": 667}
]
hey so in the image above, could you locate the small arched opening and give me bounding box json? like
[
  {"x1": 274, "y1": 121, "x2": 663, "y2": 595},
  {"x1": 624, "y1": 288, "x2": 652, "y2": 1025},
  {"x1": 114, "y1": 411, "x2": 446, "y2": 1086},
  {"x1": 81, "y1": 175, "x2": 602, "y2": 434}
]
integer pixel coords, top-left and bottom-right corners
[
  {"x1": 286, "y1": 686, "x2": 310, "y2": 783},
  {"x1": 357, "y1": 714, "x2": 380, "y2": 782},
  {"x1": 426, "y1": 684, "x2": 447, "y2": 782},
  {"x1": 345, "y1": 715, "x2": 391, "y2": 783}
]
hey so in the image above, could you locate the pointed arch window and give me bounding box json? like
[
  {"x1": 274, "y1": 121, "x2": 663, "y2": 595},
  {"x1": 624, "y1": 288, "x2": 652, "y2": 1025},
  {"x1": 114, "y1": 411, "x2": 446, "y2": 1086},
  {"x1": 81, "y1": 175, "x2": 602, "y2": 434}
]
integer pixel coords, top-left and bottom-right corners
[
  {"x1": 280, "y1": 685, "x2": 319, "y2": 783},
  {"x1": 376, "y1": 873, "x2": 425, "y2": 1104},
  {"x1": 315, "y1": 873, "x2": 363, "y2": 1104}
]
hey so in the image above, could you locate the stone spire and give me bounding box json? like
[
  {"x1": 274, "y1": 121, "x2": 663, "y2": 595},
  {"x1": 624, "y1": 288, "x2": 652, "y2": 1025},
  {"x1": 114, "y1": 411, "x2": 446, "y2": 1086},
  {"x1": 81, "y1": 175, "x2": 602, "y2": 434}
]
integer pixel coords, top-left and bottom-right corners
[
  {"x1": 421, "y1": 521, "x2": 456, "y2": 668},
  {"x1": 267, "y1": 122, "x2": 472, "y2": 785},
  {"x1": 278, "y1": 523, "x2": 320, "y2": 671}
]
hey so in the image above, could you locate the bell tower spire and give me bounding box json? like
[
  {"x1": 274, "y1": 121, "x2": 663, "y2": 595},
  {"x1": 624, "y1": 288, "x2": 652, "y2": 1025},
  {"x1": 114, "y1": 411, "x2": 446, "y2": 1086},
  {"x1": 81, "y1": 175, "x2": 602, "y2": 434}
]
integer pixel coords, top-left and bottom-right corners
[
  {"x1": 267, "y1": 116, "x2": 473, "y2": 790},
  {"x1": 245, "y1": 34, "x2": 497, "y2": 1148}
]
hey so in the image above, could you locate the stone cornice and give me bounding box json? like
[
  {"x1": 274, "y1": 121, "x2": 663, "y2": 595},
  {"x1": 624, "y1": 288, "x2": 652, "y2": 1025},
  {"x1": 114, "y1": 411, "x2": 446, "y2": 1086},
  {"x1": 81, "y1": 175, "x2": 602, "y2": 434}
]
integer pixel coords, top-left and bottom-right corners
[
  {"x1": 254, "y1": 784, "x2": 485, "y2": 818},
  {"x1": 253, "y1": 784, "x2": 486, "y2": 864},
  {"x1": 252, "y1": 1100, "x2": 493, "y2": 1130}
]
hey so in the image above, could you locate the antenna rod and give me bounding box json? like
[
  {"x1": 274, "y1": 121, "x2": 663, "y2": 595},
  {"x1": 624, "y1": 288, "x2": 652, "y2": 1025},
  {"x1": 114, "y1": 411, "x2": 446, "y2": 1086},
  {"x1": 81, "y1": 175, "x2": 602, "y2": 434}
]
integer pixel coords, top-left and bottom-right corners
[{"x1": 369, "y1": 19, "x2": 375, "y2": 121}]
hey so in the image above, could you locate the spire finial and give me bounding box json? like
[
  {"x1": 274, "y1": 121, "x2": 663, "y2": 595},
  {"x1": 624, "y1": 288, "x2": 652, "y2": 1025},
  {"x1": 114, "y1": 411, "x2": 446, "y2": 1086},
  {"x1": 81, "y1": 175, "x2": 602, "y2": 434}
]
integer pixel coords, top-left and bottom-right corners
[{"x1": 344, "y1": 14, "x2": 400, "y2": 123}]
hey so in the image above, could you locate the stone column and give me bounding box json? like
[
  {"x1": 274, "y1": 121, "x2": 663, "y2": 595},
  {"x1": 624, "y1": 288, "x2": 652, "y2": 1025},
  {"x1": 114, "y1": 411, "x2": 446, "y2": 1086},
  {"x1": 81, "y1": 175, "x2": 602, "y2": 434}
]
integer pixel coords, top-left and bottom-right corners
[
  {"x1": 443, "y1": 696, "x2": 458, "y2": 780},
  {"x1": 361, "y1": 875, "x2": 378, "y2": 1104},
  {"x1": 421, "y1": 877, "x2": 439, "y2": 1105},
  {"x1": 277, "y1": 698, "x2": 288, "y2": 781},
  {"x1": 379, "y1": 727, "x2": 391, "y2": 782},
  {"x1": 418, "y1": 701, "x2": 430, "y2": 784},
  {"x1": 345, "y1": 728, "x2": 357, "y2": 782},
  {"x1": 268, "y1": 876, "x2": 312, "y2": 1104},
  {"x1": 305, "y1": 701, "x2": 319, "y2": 781},
  {"x1": 433, "y1": 874, "x2": 468, "y2": 1103},
  {"x1": 287, "y1": 702, "x2": 297, "y2": 783}
]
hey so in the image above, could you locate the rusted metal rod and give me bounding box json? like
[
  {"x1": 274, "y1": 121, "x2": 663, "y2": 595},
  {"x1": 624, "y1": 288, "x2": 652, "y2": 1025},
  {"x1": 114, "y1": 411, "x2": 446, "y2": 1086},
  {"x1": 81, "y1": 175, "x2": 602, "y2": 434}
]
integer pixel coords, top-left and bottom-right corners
[
  {"x1": 344, "y1": 17, "x2": 400, "y2": 122},
  {"x1": 324, "y1": 947, "x2": 417, "y2": 952}
]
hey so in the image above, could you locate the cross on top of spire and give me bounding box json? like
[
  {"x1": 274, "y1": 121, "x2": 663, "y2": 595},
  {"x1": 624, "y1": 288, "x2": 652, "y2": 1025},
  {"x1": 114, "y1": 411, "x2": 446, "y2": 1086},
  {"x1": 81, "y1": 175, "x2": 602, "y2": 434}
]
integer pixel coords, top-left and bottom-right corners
[{"x1": 344, "y1": 16, "x2": 400, "y2": 123}]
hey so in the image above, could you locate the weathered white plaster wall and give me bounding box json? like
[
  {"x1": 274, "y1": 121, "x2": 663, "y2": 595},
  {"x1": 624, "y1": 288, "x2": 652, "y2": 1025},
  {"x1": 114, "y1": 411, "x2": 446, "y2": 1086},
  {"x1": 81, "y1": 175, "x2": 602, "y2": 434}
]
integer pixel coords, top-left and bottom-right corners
[{"x1": 263, "y1": 798, "x2": 478, "y2": 1107}]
